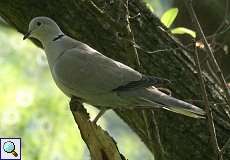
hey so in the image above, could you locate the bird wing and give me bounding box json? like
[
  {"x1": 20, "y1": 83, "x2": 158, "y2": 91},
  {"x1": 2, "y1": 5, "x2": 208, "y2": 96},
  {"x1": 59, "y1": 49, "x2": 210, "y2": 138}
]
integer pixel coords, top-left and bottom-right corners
[
  {"x1": 113, "y1": 75, "x2": 171, "y2": 92},
  {"x1": 52, "y1": 47, "x2": 142, "y2": 94}
]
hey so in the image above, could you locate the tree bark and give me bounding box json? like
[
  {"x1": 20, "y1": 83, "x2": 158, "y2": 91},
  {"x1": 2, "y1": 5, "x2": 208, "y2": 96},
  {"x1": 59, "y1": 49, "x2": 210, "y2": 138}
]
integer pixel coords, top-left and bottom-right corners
[
  {"x1": 69, "y1": 97, "x2": 125, "y2": 160},
  {"x1": 0, "y1": 0, "x2": 229, "y2": 159}
]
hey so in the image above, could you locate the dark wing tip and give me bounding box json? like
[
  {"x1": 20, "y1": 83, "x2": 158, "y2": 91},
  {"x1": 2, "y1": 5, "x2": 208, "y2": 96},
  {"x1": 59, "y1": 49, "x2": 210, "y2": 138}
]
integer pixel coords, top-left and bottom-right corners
[{"x1": 113, "y1": 75, "x2": 172, "y2": 92}]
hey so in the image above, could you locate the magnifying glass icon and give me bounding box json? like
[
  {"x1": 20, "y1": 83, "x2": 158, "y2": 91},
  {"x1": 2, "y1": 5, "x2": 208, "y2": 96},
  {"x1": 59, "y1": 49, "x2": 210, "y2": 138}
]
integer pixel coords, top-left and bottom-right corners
[{"x1": 3, "y1": 141, "x2": 18, "y2": 157}]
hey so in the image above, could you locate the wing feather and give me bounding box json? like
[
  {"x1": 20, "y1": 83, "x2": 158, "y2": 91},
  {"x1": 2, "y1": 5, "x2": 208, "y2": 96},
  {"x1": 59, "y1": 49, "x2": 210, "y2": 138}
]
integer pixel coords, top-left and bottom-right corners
[{"x1": 52, "y1": 48, "x2": 142, "y2": 94}]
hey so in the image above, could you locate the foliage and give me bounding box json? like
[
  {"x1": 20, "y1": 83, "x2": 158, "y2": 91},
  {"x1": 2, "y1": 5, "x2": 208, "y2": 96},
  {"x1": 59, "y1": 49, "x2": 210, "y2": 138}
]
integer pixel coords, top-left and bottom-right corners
[
  {"x1": 144, "y1": 5, "x2": 194, "y2": 38},
  {"x1": 145, "y1": 1, "x2": 196, "y2": 38},
  {"x1": 171, "y1": 27, "x2": 196, "y2": 38},
  {"x1": 160, "y1": 7, "x2": 196, "y2": 38},
  {"x1": 160, "y1": 8, "x2": 178, "y2": 28}
]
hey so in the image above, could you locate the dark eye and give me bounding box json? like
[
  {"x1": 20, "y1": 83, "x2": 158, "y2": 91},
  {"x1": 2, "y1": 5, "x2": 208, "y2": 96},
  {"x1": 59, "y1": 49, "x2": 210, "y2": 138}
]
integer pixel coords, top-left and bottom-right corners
[{"x1": 36, "y1": 22, "x2": 41, "y2": 26}]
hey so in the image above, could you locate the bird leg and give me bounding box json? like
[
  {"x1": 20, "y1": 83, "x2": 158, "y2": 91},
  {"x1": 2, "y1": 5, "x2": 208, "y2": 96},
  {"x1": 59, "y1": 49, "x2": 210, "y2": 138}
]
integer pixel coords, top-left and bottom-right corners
[{"x1": 92, "y1": 109, "x2": 107, "y2": 123}]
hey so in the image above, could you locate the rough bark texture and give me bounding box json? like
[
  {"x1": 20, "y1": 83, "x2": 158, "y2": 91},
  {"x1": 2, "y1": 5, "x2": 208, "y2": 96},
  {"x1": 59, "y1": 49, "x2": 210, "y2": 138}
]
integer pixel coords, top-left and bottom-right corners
[
  {"x1": 69, "y1": 97, "x2": 125, "y2": 160},
  {"x1": 0, "y1": 0, "x2": 229, "y2": 160}
]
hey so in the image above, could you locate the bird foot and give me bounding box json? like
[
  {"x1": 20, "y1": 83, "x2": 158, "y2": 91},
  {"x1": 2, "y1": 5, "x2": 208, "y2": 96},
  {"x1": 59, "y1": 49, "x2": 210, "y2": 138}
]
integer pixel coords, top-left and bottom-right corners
[{"x1": 92, "y1": 109, "x2": 107, "y2": 123}]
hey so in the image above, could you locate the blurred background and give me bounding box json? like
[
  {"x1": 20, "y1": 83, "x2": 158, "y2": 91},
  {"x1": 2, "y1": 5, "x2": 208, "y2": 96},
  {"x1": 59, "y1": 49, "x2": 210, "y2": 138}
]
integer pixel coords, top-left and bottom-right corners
[{"x1": 1, "y1": 0, "x2": 230, "y2": 159}]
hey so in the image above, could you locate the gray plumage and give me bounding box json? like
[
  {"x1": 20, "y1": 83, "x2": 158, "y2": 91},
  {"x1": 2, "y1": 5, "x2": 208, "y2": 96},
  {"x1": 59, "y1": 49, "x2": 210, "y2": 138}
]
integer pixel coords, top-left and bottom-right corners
[{"x1": 24, "y1": 17, "x2": 205, "y2": 118}]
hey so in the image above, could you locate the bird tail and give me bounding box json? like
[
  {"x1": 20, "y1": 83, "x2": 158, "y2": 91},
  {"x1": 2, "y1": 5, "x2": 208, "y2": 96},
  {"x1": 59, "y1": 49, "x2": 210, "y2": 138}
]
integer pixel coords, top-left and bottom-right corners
[{"x1": 139, "y1": 87, "x2": 206, "y2": 118}]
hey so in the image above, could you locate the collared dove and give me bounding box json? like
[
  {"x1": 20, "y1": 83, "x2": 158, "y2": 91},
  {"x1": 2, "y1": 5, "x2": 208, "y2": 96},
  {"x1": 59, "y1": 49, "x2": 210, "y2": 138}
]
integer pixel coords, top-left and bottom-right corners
[{"x1": 23, "y1": 17, "x2": 205, "y2": 121}]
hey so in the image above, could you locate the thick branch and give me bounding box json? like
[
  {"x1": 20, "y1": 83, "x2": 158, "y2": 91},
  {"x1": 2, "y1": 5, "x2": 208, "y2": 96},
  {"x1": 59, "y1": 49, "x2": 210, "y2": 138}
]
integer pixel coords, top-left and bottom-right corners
[{"x1": 69, "y1": 97, "x2": 125, "y2": 160}]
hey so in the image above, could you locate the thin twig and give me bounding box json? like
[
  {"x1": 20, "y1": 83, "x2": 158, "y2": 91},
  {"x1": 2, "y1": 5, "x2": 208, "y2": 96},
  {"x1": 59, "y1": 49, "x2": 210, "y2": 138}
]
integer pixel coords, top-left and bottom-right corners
[
  {"x1": 134, "y1": 44, "x2": 177, "y2": 54},
  {"x1": 206, "y1": 61, "x2": 222, "y2": 86},
  {"x1": 82, "y1": 0, "x2": 123, "y2": 32},
  {"x1": 212, "y1": 0, "x2": 229, "y2": 43},
  {"x1": 150, "y1": 110, "x2": 166, "y2": 160},
  {"x1": 220, "y1": 137, "x2": 230, "y2": 155},
  {"x1": 157, "y1": 26, "x2": 194, "y2": 54},
  {"x1": 134, "y1": 24, "x2": 230, "y2": 56},
  {"x1": 184, "y1": 1, "x2": 227, "y2": 159},
  {"x1": 141, "y1": 110, "x2": 166, "y2": 160},
  {"x1": 122, "y1": 1, "x2": 165, "y2": 156},
  {"x1": 193, "y1": 40, "x2": 221, "y2": 159},
  {"x1": 142, "y1": 111, "x2": 153, "y2": 148},
  {"x1": 185, "y1": 0, "x2": 230, "y2": 113},
  {"x1": 121, "y1": 0, "x2": 141, "y2": 68}
]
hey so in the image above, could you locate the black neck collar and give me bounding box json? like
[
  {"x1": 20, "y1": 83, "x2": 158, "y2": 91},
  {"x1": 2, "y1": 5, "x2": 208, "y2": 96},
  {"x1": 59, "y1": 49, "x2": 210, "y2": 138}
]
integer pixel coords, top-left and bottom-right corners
[{"x1": 53, "y1": 34, "x2": 64, "y2": 41}]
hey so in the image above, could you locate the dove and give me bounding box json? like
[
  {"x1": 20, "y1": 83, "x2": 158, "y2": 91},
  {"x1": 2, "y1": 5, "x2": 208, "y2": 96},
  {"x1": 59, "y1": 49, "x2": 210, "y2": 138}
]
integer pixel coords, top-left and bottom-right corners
[{"x1": 23, "y1": 17, "x2": 205, "y2": 121}]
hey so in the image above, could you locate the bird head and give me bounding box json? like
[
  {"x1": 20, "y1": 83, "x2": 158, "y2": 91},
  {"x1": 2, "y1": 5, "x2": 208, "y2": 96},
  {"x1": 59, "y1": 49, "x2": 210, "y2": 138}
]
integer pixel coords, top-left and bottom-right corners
[{"x1": 23, "y1": 17, "x2": 63, "y2": 43}]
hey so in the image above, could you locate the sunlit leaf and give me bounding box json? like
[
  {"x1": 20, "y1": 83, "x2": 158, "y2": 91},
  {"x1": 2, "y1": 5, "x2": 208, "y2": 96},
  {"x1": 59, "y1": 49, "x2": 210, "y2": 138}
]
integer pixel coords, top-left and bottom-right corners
[
  {"x1": 160, "y1": 8, "x2": 178, "y2": 28},
  {"x1": 171, "y1": 27, "x2": 196, "y2": 38}
]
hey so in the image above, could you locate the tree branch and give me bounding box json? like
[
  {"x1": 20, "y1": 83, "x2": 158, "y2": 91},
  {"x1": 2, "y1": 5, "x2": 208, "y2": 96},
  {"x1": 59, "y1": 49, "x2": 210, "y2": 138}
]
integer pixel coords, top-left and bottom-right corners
[{"x1": 70, "y1": 97, "x2": 126, "y2": 160}]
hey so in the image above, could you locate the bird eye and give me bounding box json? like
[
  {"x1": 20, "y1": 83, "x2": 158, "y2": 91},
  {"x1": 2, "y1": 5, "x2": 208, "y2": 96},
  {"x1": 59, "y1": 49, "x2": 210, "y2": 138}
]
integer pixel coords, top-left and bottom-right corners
[{"x1": 36, "y1": 22, "x2": 42, "y2": 26}]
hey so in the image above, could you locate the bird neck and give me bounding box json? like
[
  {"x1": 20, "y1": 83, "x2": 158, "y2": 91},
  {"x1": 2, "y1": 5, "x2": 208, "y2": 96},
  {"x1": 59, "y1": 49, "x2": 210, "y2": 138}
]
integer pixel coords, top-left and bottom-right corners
[
  {"x1": 40, "y1": 30, "x2": 64, "y2": 46},
  {"x1": 52, "y1": 34, "x2": 65, "y2": 41}
]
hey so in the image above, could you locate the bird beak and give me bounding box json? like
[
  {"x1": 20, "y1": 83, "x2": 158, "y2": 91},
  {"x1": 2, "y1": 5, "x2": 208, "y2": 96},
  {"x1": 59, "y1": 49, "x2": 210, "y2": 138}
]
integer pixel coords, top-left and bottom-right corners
[{"x1": 23, "y1": 31, "x2": 31, "y2": 40}]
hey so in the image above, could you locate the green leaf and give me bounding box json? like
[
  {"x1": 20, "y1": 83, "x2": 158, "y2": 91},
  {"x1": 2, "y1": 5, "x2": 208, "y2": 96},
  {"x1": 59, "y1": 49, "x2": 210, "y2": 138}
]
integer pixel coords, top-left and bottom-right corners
[
  {"x1": 160, "y1": 8, "x2": 178, "y2": 28},
  {"x1": 171, "y1": 27, "x2": 196, "y2": 38}
]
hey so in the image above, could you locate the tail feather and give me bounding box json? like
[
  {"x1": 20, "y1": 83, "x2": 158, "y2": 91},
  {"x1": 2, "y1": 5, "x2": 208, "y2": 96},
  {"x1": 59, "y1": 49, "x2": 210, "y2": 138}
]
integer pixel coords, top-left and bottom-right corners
[
  {"x1": 162, "y1": 106, "x2": 205, "y2": 118},
  {"x1": 139, "y1": 87, "x2": 206, "y2": 118}
]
